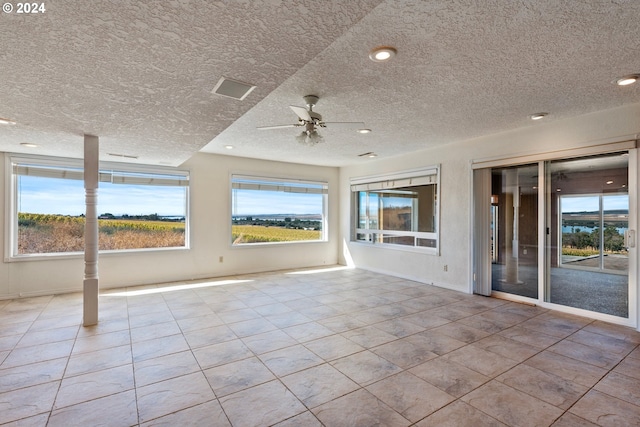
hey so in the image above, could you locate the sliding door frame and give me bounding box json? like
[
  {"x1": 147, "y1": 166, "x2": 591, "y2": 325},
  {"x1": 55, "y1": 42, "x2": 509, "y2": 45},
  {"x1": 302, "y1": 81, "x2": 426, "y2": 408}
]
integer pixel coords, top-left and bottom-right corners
[{"x1": 472, "y1": 140, "x2": 638, "y2": 330}]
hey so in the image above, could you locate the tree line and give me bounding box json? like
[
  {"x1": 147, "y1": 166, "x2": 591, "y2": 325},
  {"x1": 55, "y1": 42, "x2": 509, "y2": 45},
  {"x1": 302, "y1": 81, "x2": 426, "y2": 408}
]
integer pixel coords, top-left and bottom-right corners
[
  {"x1": 563, "y1": 226, "x2": 626, "y2": 252},
  {"x1": 232, "y1": 216, "x2": 322, "y2": 230}
]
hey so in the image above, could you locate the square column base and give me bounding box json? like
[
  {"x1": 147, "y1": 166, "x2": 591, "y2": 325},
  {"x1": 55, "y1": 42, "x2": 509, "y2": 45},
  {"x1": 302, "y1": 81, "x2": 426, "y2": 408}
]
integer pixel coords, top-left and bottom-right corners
[{"x1": 83, "y1": 278, "x2": 99, "y2": 326}]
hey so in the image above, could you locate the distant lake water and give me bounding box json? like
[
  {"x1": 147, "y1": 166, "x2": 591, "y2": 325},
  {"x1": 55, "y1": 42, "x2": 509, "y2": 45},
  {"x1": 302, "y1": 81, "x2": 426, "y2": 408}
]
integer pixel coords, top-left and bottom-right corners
[{"x1": 562, "y1": 226, "x2": 627, "y2": 234}]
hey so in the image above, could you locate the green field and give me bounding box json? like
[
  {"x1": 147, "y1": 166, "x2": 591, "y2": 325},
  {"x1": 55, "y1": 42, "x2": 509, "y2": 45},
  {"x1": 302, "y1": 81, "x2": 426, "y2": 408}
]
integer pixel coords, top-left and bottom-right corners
[{"x1": 232, "y1": 225, "x2": 321, "y2": 244}]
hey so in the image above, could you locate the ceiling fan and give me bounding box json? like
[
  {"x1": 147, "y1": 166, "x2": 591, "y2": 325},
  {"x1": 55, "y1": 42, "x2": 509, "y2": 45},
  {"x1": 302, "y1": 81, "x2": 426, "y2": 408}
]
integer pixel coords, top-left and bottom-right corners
[{"x1": 257, "y1": 95, "x2": 365, "y2": 144}]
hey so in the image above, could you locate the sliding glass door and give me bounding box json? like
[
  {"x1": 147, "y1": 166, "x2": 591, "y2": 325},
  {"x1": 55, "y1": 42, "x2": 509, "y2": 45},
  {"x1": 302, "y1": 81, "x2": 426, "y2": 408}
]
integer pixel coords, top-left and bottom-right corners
[
  {"x1": 490, "y1": 164, "x2": 539, "y2": 299},
  {"x1": 475, "y1": 150, "x2": 635, "y2": 324},
  {"x1": 546, "y1": 154, "x2": 629, "y2": 317}
]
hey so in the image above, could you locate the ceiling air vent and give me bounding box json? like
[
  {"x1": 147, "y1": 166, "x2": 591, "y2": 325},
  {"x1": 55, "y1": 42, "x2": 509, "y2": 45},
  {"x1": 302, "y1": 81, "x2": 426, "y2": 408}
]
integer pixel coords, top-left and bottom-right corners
[
  {"x1": 211, "y1": 77, "x2": 256, "y2": 101},
  {"x1": 358, "y1": 152, "x2": 377, "y2": 158},
  {"x1": 108, "y1": 153, "x2": 138, "y2": 159}
]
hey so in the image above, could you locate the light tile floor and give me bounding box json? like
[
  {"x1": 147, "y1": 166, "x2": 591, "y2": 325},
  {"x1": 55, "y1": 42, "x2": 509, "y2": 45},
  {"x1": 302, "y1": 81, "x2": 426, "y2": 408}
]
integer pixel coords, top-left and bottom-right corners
[{"x1": 1, "y1": 267, "x2": 640, "y2": 426}]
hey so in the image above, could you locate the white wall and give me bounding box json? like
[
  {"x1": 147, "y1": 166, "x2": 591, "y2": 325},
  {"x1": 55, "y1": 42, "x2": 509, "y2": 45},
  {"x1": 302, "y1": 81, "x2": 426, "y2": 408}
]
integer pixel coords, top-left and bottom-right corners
[
  {"x1": 2, "y1": 103, "x2": 639, "y2": 300},
  {"x1": 0, "y1": 152, "x2": 340, "y2": 298},
  {"x1": 339, "y1": 103, "x2": 640, "y2": 294}
]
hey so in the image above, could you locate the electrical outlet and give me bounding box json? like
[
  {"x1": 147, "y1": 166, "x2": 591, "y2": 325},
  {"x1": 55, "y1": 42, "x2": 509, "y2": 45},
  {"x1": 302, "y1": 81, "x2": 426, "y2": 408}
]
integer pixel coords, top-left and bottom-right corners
[
  {"x1": 443, "y1": 265, "x2": 448, "y2": 272},
  {"x1": 219, "y1": 256, "x2": 223, "y2": 263}
]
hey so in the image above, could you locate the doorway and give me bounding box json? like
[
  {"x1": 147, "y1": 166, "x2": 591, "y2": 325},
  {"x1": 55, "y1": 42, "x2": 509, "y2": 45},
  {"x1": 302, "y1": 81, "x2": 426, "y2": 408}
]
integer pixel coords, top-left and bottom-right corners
[
  {"x1": 490, "y1": 164, "x2": 539, "y2": 299},
  {"x1": 476, "y1": 150, "x2": 636, "y2": 324}
]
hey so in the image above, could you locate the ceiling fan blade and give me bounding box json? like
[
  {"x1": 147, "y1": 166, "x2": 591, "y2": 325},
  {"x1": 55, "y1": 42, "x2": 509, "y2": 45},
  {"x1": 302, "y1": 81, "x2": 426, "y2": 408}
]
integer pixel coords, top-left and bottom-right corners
[
  {"x1": 257, "y1": 124, "x2": 299, "y2": 130},
  {"x1": 290, "y1": 105, "x2": 312, "y2": 121},
  {"x1": 322, "y1": 121, "x2": 365, "y2": 129}
]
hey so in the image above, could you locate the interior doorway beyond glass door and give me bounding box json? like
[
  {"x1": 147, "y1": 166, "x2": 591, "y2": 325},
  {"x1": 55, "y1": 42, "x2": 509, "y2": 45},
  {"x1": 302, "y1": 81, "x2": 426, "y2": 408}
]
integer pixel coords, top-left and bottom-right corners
[{"x1": 491, "y1": 164, "x2": 539, "y2": 299}]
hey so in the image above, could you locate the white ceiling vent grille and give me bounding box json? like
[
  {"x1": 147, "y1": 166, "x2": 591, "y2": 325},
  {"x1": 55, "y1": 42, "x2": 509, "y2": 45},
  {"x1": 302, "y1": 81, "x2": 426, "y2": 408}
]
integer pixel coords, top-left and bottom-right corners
[{"x1": 211, "y1": 77, "x2": 256, "y2": 101}]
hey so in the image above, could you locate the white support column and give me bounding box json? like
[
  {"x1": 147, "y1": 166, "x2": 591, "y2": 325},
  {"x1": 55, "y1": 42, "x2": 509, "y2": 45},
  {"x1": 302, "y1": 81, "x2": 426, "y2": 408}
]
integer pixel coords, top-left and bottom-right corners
[{"x1": 83, "y1": 135, "x2": 99, "y2": 326}]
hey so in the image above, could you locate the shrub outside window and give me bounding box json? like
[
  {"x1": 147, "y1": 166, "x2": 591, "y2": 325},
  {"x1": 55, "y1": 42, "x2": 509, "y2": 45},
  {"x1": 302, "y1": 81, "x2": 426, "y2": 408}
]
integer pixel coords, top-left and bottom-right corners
[
  {"x1": 231, "y1": 175, "x2": 327, "y2": 245},
  {"x1": 8, "y1": 155, "x2": 189, "y2": 257},
  {"x1": 352, "y1": 166, "x2": 439, "y2": 254}
]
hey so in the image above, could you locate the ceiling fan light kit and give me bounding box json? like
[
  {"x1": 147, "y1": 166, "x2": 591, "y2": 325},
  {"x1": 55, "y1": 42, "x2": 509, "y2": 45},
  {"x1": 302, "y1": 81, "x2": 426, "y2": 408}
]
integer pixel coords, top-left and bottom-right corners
[{"x1": 297, "y1": 129, "x2": 323, "y2": 145}]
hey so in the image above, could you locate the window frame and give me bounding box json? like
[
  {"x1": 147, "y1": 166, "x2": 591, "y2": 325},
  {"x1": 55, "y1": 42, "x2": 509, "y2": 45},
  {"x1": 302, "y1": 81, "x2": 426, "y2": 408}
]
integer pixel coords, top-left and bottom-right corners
[
  {"x1": 230, "y1": 173, "x2": 328, "y2": 247},
  {"x1": 350, "y1": 166, "x2": 440, "y2": 255},
  {"x1": 5, "y1": 153, "x2": 190, "y2": 261}
]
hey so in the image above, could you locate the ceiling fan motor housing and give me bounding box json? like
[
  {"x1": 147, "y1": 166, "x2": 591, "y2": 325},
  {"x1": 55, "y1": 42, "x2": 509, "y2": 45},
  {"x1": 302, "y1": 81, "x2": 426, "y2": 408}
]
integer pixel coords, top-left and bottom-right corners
[
  {"x1": 303, "y1": 95, "x2": 322, "y2": 124},
  {"x1": 308, "y1": 111, "x2": 322, "y2": 123}
]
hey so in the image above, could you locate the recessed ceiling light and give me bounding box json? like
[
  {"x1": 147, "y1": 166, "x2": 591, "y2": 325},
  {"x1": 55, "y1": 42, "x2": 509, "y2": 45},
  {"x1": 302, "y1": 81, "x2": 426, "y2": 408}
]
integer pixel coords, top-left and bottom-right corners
[
  {"x1": 224, "y1": 145, "x2": 234, "y2": 150},
  {"x1": 616, "y1": 74, "x2": 639, "y2": 86},
  {"x1": 530, "y1": 112, "x2": 548, "y2": 120},
  {"x1": 20, "y1": 142, "x2": 38, "y2": 148},
  {"x1": 356, "y1": 129, "x2": 372, "y2": 134},
  {"x1": 369, "y1": 46, "x2": 397, "y2": 62},
  {"x1": 0, "y1": 117, "x2": 17, "y2": 125}
]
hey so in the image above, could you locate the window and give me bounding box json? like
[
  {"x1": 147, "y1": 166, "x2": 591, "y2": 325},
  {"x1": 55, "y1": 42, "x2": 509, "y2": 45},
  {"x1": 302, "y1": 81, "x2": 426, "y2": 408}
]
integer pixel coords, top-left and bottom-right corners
[
  {"x1": 231, "y1": 175, "x2": 327, "y2": 245},
  {"x1": 351, "y1": 166, "x2": 439, "y2": 253},
  {"x1": 8, "y1": 155, "x2": 189, "y2": 257}
]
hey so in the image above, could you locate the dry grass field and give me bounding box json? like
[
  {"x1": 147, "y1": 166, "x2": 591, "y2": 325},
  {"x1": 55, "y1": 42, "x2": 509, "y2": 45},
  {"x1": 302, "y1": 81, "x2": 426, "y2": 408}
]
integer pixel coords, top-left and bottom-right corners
[
  {"x1": 17, "y1": 214, "x2": 321, "y2": 253},
  {"x1": 17, "y1": 213, "x2": 185, "y2": 254}
]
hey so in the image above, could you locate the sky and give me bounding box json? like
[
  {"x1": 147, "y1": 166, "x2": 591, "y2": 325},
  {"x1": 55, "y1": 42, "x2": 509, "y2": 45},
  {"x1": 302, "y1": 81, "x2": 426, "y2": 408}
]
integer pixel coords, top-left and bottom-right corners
[
  {"x1": 18, "y1": 176, "x2": 187, "y2": 217},
  {"x1": 232, "y1": 189, "x2": 322, "y2": 216},
  {"x1": 18, "y1": 176, "x2": 321, "y2": 217},
  {"x1": 561, "y1": 194, "x2": 628, "y2": 213},
  {"x1": 18, "y1": 176, "x2": 627, "y2": 218}
]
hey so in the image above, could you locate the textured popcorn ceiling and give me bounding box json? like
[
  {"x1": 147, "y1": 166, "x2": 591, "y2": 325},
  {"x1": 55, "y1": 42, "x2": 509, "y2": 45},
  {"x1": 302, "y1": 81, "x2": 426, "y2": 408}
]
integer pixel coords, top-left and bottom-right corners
[{"x1": 1, "y1": 1, "x2": 639, "y2": 167}]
